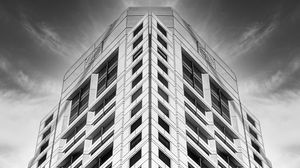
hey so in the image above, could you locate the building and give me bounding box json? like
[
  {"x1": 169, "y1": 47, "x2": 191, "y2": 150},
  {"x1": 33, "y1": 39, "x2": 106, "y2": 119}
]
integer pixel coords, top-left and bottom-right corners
[{"x1": 28, "y1": 7, "x2": 272, "y2": 168}]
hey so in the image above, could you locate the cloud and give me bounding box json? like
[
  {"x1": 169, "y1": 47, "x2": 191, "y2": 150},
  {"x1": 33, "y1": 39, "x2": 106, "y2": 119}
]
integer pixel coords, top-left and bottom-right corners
[
  {"x1": 20, "y1": 14, "x2": 82, "y2": 62},
  {"x1": 229, "y1": 20, "x2": 277, "y2": 58},
  {"x1": 239, "y1": 55, "x2": 300, "y2": 99},
  {"x1": 0, "y1": 53, "x2": 61, "y2": 100}
]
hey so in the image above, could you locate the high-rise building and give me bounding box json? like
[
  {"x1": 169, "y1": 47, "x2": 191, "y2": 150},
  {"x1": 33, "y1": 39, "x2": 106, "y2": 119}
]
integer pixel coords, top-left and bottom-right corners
[{"x1": 28, "y1": 7, "x2": 272, "y2": 168}]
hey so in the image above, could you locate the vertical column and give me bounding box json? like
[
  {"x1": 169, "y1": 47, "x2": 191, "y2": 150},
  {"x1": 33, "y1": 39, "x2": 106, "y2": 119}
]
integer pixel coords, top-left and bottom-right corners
[
  {"x1": 202, "y1": 74, "x2": 211, "y2": 106},
  {"x1": 89, "y1": 74, "x2": 98, "y2": 105}
]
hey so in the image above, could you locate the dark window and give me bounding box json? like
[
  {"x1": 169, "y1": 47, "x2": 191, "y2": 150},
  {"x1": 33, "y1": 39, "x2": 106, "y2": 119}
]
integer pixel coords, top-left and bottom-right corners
[
  {"x1": 133, "y1": 23, "x2": 143, "y2": 37},
  {"x1": 40, "y1": 140, "x2": 49, "y2": 153},
  {"x1": 251, "y1": 140, "x2": 260, "y2": 153},
  {"x1": 157, "y1": 23, "x2": 167, "y2": 37},
  {"x1": 130, "y1": 133, "x2": 142, "y2": 150},
  {"x1": 129, "y1": 150, "x2": 141, "y2": 167},
  {"x1": 131, "y1": 117, "x2": 142, "y2": 133},
  {"x1": 249, "y1": 127, "x2": 258, "y2": 139},
  {"x1": 159, "y1": 150, "x2": 170, "y2": 167},
  {"x1": 158, "y1": 101, "x2": 169, "y2": 117},
  {"x1": 97, "y1": 52, "x2": 118, "y2": 97},
  {"x1": 159, "y1": 133, "x2": 170, "y2": 149},
  {"x1": 99, "y1": 147, "x2": 113, "y2": 166},
  {"x1": 42, "y1": 128, "x2": 51, "y2": 139},
  {"x1": 186, "y1": 117, "x2": 208, "y2": 143},
  {"x1": 184, "y1": 88, "x2": 205, "y2": 115},
  {"x1": 131, "y1": 101, "x2": 142, "y2": 117},
  {"x1": 187, "y1": 146, "x2": 208, "y2": 167},
  {"x1": 92, "y1": 116, "x2": 114, "y2": 144},
  {"x1": 37, "y1": 154, "x2": 47, "y2": 167},
  {"x1": 157, "y1": 47, "x2": 167, "y2": 61},
  {"x1": 158, "y1": 117, "x2": 169, "y2": 133},
  {"x1": 133, "y1": 35, "x2": 143, "y2": 49},
  {"x1": 158, "y1": 60, "x2": 168, "y2": 74},
  {"x1": 44, "y1": 115, "x2": 53, "y2": 127},
  {"x1": 247, "y1": 114, "x2": 256, "y2": 127},
  {"x1": 210, "y1": 82, "x2": 230, "y2": 124},
  {"x1": 132, "y1": 87, "x2": 143, "y2": 102},
  {"x1": 132, "y1": 60, "x2": 143, "y2": 74},
  {"x1": 66, "y1": 119, "x2": 86, "y2": 142},
  {"x1": 158, "y1": 87, "x2": 169, "y2": 102},
  {"x1": 253, "y1": 154, "x2": 263, "y2": 167},
  {"x1": 70, "y1": 82, "x2": 90, "y2": 123},
  {"x1": 95, "y1": 88, "x2": 116, "y2": 116},
  {"x1": 182, "y1": 51, "x2": 203, "y2": 97},
  {"x1": 158, "y1": 73, "x2": 168, "y2": 88},
  {"x1": 157, "y1": 35, "x2": 167, "y2": 49},
  {"x1": 132, "y1": 73, "x2": 143, "y2": 88},
  {"x1": 133, "y1": 47, "x2": 143, "y2": 61}
]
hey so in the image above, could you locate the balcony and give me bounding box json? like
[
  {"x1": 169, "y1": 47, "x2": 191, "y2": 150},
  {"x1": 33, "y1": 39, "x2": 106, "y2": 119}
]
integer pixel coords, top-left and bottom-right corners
[
  {"x1": 216, "y1": 144, "x2": 245, "y2": 168},
  {"x1": 187, "y1": 143, "x2": 216, "y2": 168},
  {"x1": 84, "y1": 143, "x2": 113, "y2": 168},
  {"x1": 57, "y1": 144, "x2": 84, "y2": 168}
]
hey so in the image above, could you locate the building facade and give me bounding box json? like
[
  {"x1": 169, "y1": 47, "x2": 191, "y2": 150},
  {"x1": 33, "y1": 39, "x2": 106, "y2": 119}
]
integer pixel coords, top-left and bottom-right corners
[{"x1": 28, "y1": 7, "x2": 272, "y2": 168}]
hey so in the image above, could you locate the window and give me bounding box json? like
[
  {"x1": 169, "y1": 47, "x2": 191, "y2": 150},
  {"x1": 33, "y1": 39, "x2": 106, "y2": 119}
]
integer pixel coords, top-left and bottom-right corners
[
  {"x1": 133, "y1": 47, "x2": 143, "y2": 61},
  {"x1": 157, "y1": 23, "x2": 167, "y2": 37},
  {"x1": 132, "y1": 87, "x2": 143, "y2": 102},
  {"x1": 133, "y1": 23, "x2": 143, "y2": 37},
  {"x1": 157, "y1": 35, "x2": 167, "y2": 49},
  {"x1": 131, "y1": 101, "x2": 142, "y2": 117},
  {"x1": 132, "y1": 73, "x2": 143, "y2": 88},
  {"x1": 157, "y1": 47, "x2": 167, "y2": 61},
  {"x1": 66, "y1": 119, "x2": 86, "y2": 142},
  {"x1": 132, "y1": 60, "x2": 143, "y2": 74},
  {"x1": 210, "y1": 82, "x2": 230, "y2": 124},
  {"x1": 158, "y1": 87, "x2": 169, "y2": 102},
  {"x1": 187, "y1": 146, "x2": 206, "y2": 167},
  {"x1": 133, "y1": 35, "x2": 143, "y2": 49},
  {"x1": 40, "y1": 140, "x2": 49, "y2": 153},
  {"x1": 249, "y1": 127, "x2": 258, "y2": 139},
  {"x1": 130, "y1": 150, "x2": 142, "y2": 167},
  {"x1": 158, "y1": 60, "x2": 168, "y2": 74},
  {"x1": 186, "y1": 117, "x2": 208, "y2": 143},
  {"x1": 158, "y1": 73, "x2": 168, "y2": 88},
  {"x1": 253, "y1": 154, "x2": 263, "y2": 167},
  {"x1": 159, "y1": 133, "x2": 170, "y2": 149},
  {"x1": 70, "y1": 82, "x2": 90, "y2": 123},
  {"x1": 97, "y1": 52, "x2": 118, "y2": 96},
  {"x1": 96, "y1": 146, "x2": 113, "y2": 166},
  {"x1": 158, "y1": 101, "x2": 169, "y2": 117},
  {"x1": 158, "y1": 117, "x2": 169, "y2": 133},
  {"x1": 42, "y1": 128, "x2": 51, "y2": 139},
  {"x1": 130, "y1": 133, "x2": 142, "y2": 150},
  {"x1": 247, "y1": 114, "x2": 256, "y2": 127},
  {"x1": 44, "y1": 115, "x2": 53, "y2": 127},
  {"x1": 92, "y1": 115, "x2": 114, "y2": 144},
  {"x1": 184, "y1": 88, "x2": 205, "y2": 115},
  {"x1": 159, "y1": 150, "x2": 170, "y2": 167},
  {"x1": 131, "y1": 117, "x2": 142, "y2": 133},
  {"x1": 251, "y1": 140, "x2": 260, "y2": 153},
  {"x1": 182, "y1": 51, "x2": 203, "y2": 96},
  {"x1": 37, "y1": 154, "x2": 47, "y2": 167},
  {"x1": 95, "y1": 88, "x2": 116, "y2": 116}
]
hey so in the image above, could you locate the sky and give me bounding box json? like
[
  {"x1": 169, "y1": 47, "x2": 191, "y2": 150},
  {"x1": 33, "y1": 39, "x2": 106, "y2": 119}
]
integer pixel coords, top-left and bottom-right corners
[{"x1": 0, "y1": 0, "x2": 299, "y2": 167}]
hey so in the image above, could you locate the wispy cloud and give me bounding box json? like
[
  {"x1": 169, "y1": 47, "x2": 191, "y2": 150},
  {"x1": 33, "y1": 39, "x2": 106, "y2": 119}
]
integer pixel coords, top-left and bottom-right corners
[
  {"x1": 20, "y1": 14, "x2": 82, "y2": 62},
  {"x1": 0, "y1": 54, "x2": 60, "y2": 99},
  {"x1": 230, "y1": 20, "x2": 277, "y2": 58},
  {"x1": 239, "y1": 55, "x2": 300, "y2": 100}
]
